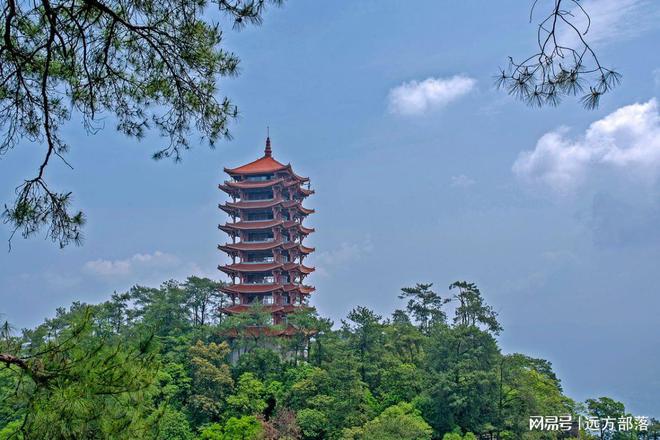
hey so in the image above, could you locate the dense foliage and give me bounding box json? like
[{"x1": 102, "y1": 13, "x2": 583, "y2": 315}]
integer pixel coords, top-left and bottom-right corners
[
  {"x1": 1, "y1": 278, "x2": 656, "y2": 439},
  {"x1": 1, "y1": 0, "x2": 282, "y2": 248}
]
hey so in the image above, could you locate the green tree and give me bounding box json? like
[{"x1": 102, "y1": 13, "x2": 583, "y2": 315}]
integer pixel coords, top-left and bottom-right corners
[
  {"x1": 586, "y1": 397, "x2": 626, "y2": 440},
  {"x1": 227, "y1": 373, "x2": 268, "y2": 417},
  {"x1": 284, "y1": 308, "x2": 324, "y2": 365},
  {"x1": 342, "y1": 402, "x2": 433, "y2": 440},
  {"x1": 182, "y1": 276, "x2": 226, "y2": 327},
  {"x1": 283, "y1": 358, "x2": 374, "y2": 438},
  {"x1": 233, "y1": 348, "x2": 283, "y2": 382},
  {"x1": 222, "y1": 416, "x2": 264, "y2": 440},
  {"x1": 496, "y1": 354, "x2": 573, "y2": 437},
  {"x1": 449, "y1": 281, "x2": 502, "y2": 335},
  {"x1": 297, "y1": 408, "x2": 328, "y2": 440},
  {"x1": 383, "y1": 310, "x2": 425, "y2": 365},
  {"x1": 199, "y1": 416, "x2": 263, "y2": 440},
  {"x1": 188, "y1": 340, "x2": 234, "y2": 424},
  {"x1": 342, "y1": 306, "x2": 385, "y2": 389},
  {"x1": 441, "y1": 432, "x2": 477, "y2": 440},
  {"x1": 129, "y1": 282, "x2": 192, "y2": 338},
  {"x1": 377, "y1": 363, "x2": 425, "y2": 409},
  {"x1": 150, "y1": 407, "x2": 195, "y2": 440},
  {"x1": 420, "y1": 325, "x2": 500, "y2": 436},
  {"x1": 0, "y1": 307, "x2": 158, "y2": 439},
  {"x1": 399, "y1": 283, "x2": 450, "y2": 334}
]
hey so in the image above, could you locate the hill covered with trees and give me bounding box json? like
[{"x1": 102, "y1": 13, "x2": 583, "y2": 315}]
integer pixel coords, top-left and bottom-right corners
[{"x1": 0, "y1": 277, "x2": 656, "y2": 439}]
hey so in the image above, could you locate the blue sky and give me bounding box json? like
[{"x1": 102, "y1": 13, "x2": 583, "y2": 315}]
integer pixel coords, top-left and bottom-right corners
[{"x1": 1, "y1": 0, "x2": 660, "y2": 416}]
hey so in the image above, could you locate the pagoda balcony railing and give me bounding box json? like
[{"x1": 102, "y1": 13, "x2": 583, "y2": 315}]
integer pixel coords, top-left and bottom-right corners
[
  {"x1": 240, "y1": 299, "x2": 283, "y2": 306},
  {"x1": 242, "y1": 238, "x2": 275, "y2": 243},
  {"x1": 243, "y1": 218, "x2": 274, "y2": 223},
  {"x1": 242, "y1": 196, "x2": 274, "y2": 202},
  {"x1": 236, "y1": 197, "x2": 276, "y2": 203},
  {"x1": 242, "y1": 259, "x2": 275, "y2": 264},
  {"x1": 244, "y1": 175, "x2": 273, "y2": 182},
  {"x1": 244, "y1": 279, "x2": 275, "y2": 285}
]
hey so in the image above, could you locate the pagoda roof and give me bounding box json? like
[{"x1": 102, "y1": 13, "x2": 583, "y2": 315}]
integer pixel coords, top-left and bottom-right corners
[
  {"x1": 225, "y1": 155, "x2": 289, "y2": 175},
  {"x1": 281, "y1": 220, "x2": 315, "y2": 235},
  {"x1": 282, "y1": 200, "x2": 315, "y2": 215},
  {"x1": 221, "y1": 304, "x2": 297, "y2": 314},
  {"x1": 224, "y1": 140, "x2": 310, "y2": 181},
  {"x1": 219, "y1": 178, "x2": 285, "y2": 193},
  {"x1": 220, "y1": 284, "x2": 281, "y2": 294},
  {"x1": 218, "y1": 178, "x2": 313, "y2": 198},
  {"x1": 219, "y1": 262, "x2": 315, "y2": 275},
  {"x1": 284, "y1": 284, "x2": 315, "y2": 294},
  {"x1": 281, "y1": 242, "x2": 315, "y2": 254},
  {"x1": 219, "y1": 220, "x2": 314, "y2": 235},
  {"x1": 218, "y1": 240, "x2": 315, "y2": 253},
  {"x1": 219, "y1": 262, "x2": 282, "y2": 274},
  {"x1": 219, "y1": 283, "x2": 315, "y2": 295},
  {"x1": 218, "y1": 240, "x2": 284, "y2": 252},
  {"x1": 222, "y1": 198, "x2": 284, "y2": 211},
  {"x1": 283, "y1": 263, "x2": 315, "y2": 274},
  {"x1": 219, "y1": 219, "x2": 283, "y2": 232},
  {"x1": 219, "y1": 198, "x2": 314, "y2": 216}
]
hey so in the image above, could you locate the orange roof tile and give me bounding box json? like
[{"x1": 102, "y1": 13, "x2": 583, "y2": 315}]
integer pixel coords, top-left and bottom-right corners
[
  {"x1": 219, "y1": 263, "x2": 282, "y2": 274},
  {"x1": 220, "y1": 283, "x2": 283, "y2": 294},
  {"x1": 218, "y1": 240, "x2": 283, "y2": 252},
  {"x1": 219, "y1": 178, "x2": 285, "y2": 193},
  {"x1": 283, "y1": 263, "x2": 315, "y2": 274},
  {"x1": 225, "y1": 155, "x2": 288, "y2": 175},
  {"x1": 220, "y1": 219, "x2": 283, "y2": 231}
]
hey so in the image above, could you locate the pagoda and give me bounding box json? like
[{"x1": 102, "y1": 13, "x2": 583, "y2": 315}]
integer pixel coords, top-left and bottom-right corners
[{"x1": 218, "y1": 137, "x2": 316, "y2": 331}]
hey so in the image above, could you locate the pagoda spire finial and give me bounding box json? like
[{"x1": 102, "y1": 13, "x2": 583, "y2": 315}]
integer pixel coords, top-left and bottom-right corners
[{"x1": 265, "y1": 126, "x2": 272, "y2": 157}]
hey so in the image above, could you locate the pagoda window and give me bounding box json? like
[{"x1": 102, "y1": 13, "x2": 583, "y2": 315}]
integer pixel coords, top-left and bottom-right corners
[
  {"x1": 281, "y1": 211, "x2": 291, "y2": 220},
  {"x1": 246, "y1": 231, "x2": 274, "y2": 242},
  {"x1": 245, "y1": 273, "x2": 274, "y2": 284},
  {"x1": 282, "y1": 295, "x2": 291, "y2": 305},
  {"x1": 262, "y1": 295, "x2": 274, "y2": 305},
  {"x1": 245, "y1": 190, "x2": 273, "y2": 201},
  {"x1": 245, "y1": 252, "x2": 274, "y2": 263},
  {"x1": 280, "y1": 274, "x2": 290, "y2": 283},
  {"x1": 246, "y1": 210, "x2": 274, "y2": 221},
  {"x1": 245, "y1": 174, "x2": 273, "y2": 182}
]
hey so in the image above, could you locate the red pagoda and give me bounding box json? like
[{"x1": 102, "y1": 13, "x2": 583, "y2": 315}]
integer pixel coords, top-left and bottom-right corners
[{"x1": 218, "y1": 138, "x2": 315, "y2": 330}]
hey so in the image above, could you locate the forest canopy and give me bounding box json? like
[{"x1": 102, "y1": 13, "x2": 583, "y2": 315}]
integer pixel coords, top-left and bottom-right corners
[{"x1": 1, "y1": 277, "x2": 654, "y2": 440}]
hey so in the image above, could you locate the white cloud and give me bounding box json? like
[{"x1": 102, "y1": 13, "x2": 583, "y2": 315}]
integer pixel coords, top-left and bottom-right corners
[
  {"x1": 559, "y1": 0, "x2": 659, "y2": 47},
  {"x1": 83, "y1": 251, "x2": 179, "y2": 277},
  {"x1": 388, "y1": 75, "x2": 476, "y2": 116},
  {"x1": 450, "y1": 174, "x2": 476, "y2": 188},
  {"x1": 513, "y1": 98, "x2": 660, "y2": 193}
]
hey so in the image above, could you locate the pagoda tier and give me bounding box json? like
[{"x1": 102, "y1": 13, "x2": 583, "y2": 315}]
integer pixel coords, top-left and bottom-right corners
[
  {"x1": 219, "y1": 199, "x2": 315, "y2": 216},
  {"x1": 219, "y1": 262, "x2": 315, "y2": 275},
  {"x1": 217, "y1": 137, "x2": 316, "y2": 326},
  {"x1": 218, "y1": 220, "x2": 314, "y2": 239},
  {"x1": 219, "y1": 179, "x2": 315, "y2": 195}
]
